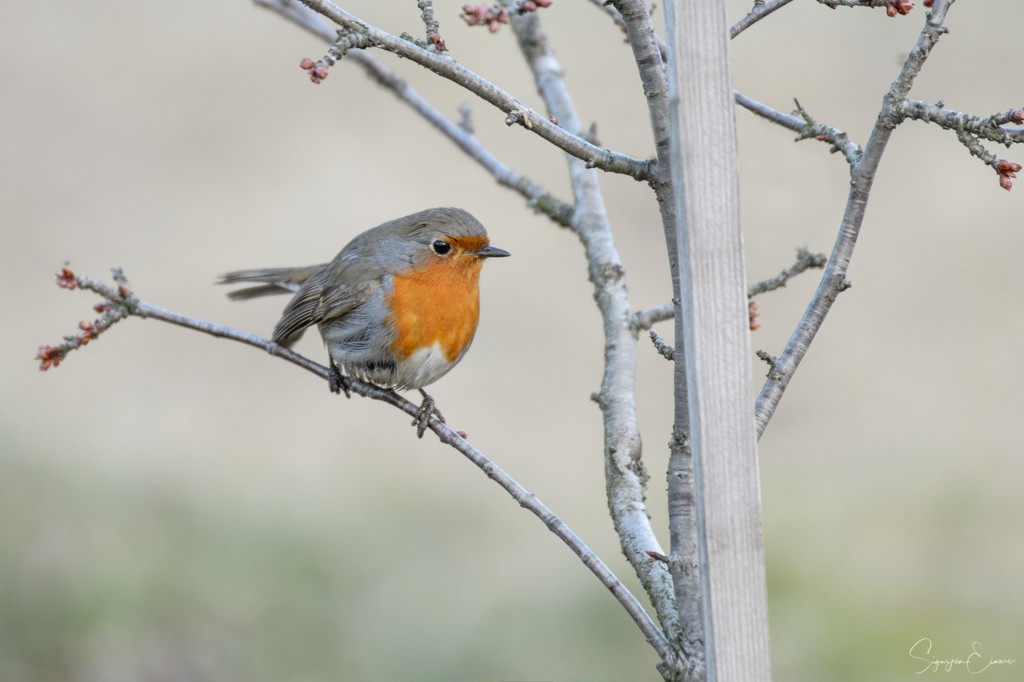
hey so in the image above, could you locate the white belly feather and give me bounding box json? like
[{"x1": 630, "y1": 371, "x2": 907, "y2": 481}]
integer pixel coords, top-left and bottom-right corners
[{"x1": 393, "y1": 342, "x2": 460, "y2": 390}]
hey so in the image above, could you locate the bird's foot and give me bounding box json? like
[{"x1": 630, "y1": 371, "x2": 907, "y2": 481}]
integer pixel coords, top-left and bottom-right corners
[
  {"x1": 328, "y1": 360, "x2": 351, "y2": 398},
  {"x1": 412, "y1": 388, "x2": 445, "y2": 438}
]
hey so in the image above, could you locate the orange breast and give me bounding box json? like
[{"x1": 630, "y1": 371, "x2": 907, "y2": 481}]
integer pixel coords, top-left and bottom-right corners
[{"x1": 386, "y1": 254, "x2": 484, "y2": 363}]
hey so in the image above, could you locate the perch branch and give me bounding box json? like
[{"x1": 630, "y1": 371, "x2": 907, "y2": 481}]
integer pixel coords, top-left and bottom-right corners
[{"x1": 39, "y1": 265, "x2": 673, "y2": 664}]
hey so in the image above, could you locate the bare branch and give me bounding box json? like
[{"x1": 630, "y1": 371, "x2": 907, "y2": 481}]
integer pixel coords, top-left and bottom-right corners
[
  {"x1": 632, "y1": 304, "x2": 675, "y2": 332},
  {"x1": 896, "y1": 100, "x2": 1024, "y2": 145},
  {"x1": 754, "y1": 0, "x2": 955, "y2": 438},
  {"x1": 510, "y1": 12, "x2": 684, "y2": 673},
  {"x1": 954, "y1": 131, "x2": 1023, "y2": 191},
  {"x1": 817, "y1": 0, "x2": 918, "y2": 17},
  {"x1": 895, "y1": 100, "x2": 1024, "y2": 189},
  {"x1": 36, "y1": 266, "x2": 134, "y2": 370},
  {"x1": 590, "y1": 0, "x2": 859, "y2": 168},
  {"x1": 254, "y1": 0, "x2": 573, "y2": 226},
  {"x1": 755, "y1": 350, "x2": 782, "y2": 380},
  {"x1": 289, "y1": 0, "x2": 652, "y2": 181},
  {"x1": 747, "y1": 248, "x2": 828, "y2": 297},
  {"x1": 734, "y1": 91, "x2": 806, "y2": 130},
  {"x1": 731, "y1": 0, "x2": 798, "y2": 38},
  {"x1": 250, "y1": 0, "x2": 669, "y2": 654},
  {"x1": 735, "y1": 93, "x2": 862, "y2": 165},
  {"x1": 791, "y1": 99, "x2": 862, "y2": 166},
  {"x1": 40, "y1": 264, "x2": 670, "y2": 660},
  {"x1": 584, "y1": 0, "x2": 630, "y2": 37},
  {"x1": 588, "y1": 0, "x2": 668, "y2": 62},
  {"x1": 460, "y1": 1, "x2": 552, "y2": 33},
  {"x1": 416, "y1": 0, "x2": 447, "y2": 52},
  {"x1": 253, "y1": 0, "x2": 336, "y2": 36},
  {"x1": 460, "y1": 3, "x2": 511, "y2": 33},
  {"x1": 352, "y1": 52, "x2": 575, "y2": 225},
  {"x1": 299, "y1": 30, "x2": 373, "y2": 83},
  {"x1": 592, "y1": 0, "x2": 858, "y2": 172},
  {"x1": 607, "y1": 2, "x2": 705, "y2": 668}
]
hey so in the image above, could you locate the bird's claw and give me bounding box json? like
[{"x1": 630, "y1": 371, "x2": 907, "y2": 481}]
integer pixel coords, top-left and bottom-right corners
[
  {"x1": 328, "y1": 361, "x2": 351, "y2": 398},
  {"x1": 412, "y1": 389, "x2": 444, "y2": 438}
]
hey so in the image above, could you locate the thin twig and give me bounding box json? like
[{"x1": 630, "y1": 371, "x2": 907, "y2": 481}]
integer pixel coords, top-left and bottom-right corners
[
  {"x1": 736, "y1": 93, "x2": 862, "y2": 165},
  {"x1": 792, "y1": 99, "x2": 862, "y2": 166},
  {"x1": 36, "y1": 266, "x2": 134, "y2": 369},
  {"x1": 649, "y1": 330, "x2": 675, "y2": 361},
  {"x1": 817, "y1": 0, "x2": 916, "y2": 15},
  {"x1": 754, "y1": 0, "x2": 956, "y2": 438},
  {"x1": 290, "y1": 0, "x2": 653, "y2": 181},
  {"x1": 897, "y1": 100, "x2": 1024, "y2": 190},
  {"x1": 952, "y1": 130, "x2": 1023, "y2": 191},
  {"x1": 755, "y1": 350, "x2": 782, "y2": 380},
  {"x1": 896, "y1": 100, "x2": 1024, "y2": 145},
  {"x1": 252, "y1": 0, "x2": 335, "y2": 34},
  {"x1": 747, "y1": 248, "x2": 828, "y2": 297},
  {"x1": 40, "y1": 265, "x2": 667, "y2": 662},
  {"x1": 631, "y1": 303, "x2": 675, "y2": 332},
  {"x1": 416, "y1": 0, "x2": 446, "y2": 52},
  {"x1": 588, "y1": 0, "x2": 668, "y2": 62},
  {"x1": 734, "y1": 91, "x2": 807, "y2": 130},
  {"x1": 730, "y1": 0, "x2": 798, "y2": 38}
]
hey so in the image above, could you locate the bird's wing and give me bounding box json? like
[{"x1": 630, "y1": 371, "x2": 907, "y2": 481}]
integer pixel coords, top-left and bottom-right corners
[{"x1": 271, "y1": 258, "x2": 384, "y2": 347}]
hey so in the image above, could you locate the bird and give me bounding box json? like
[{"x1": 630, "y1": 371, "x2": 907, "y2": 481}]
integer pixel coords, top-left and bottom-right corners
[{"x1": 220, "y1": 207, "x2": 509, "y2": 436}]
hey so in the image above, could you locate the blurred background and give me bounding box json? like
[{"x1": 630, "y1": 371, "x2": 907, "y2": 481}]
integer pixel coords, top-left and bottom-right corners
[{"x1": 2, "y1": 1, "x2": 1022, "y2": 680}]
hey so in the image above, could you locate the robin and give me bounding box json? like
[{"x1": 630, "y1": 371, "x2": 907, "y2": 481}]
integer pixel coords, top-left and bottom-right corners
[{"x1": 220, "y1": 207, "x2": 509, "y2": 436}]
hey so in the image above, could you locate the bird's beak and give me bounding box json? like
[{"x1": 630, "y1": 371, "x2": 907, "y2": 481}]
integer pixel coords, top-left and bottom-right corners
[{"x1": 476, "y1": 245, "x2": 511, "y2": 258}]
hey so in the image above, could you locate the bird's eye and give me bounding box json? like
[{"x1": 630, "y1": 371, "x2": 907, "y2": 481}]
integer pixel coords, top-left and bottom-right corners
[{"x1": 431, "y1": 240, "x2": 452, "y2": 255}]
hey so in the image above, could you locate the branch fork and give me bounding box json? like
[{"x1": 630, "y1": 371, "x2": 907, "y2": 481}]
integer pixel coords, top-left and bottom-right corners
[
  {"x1": 894, "y1": 100, "x2": 1023, "y2": 189},
  {"x1": 300, "y1": 29, "x2": 374, "y2": 83},
  {"x1": 37, "y1": 266, "x2": 136, "y2": 370}
]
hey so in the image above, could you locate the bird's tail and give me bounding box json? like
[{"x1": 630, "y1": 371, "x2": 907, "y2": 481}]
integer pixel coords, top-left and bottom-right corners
[{"x1": 218, "y1": 265, "x2": 325, "y2": 301}]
